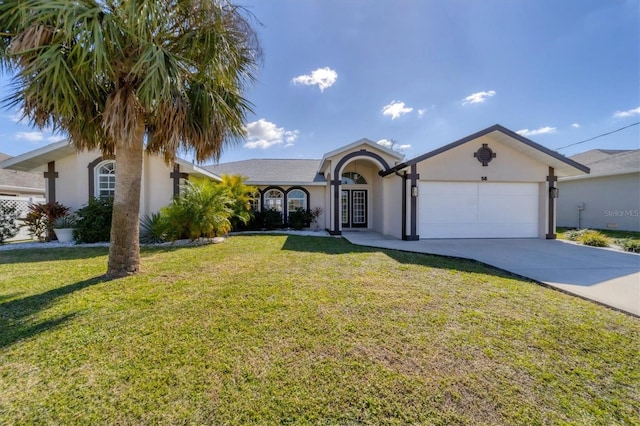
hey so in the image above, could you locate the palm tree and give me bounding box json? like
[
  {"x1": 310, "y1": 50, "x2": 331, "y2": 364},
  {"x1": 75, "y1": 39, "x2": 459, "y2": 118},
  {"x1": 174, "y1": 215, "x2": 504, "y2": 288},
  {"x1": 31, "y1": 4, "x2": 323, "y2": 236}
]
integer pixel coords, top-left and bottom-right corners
[{"x1": 0, "y1": 0, "x2": 260, "y2": 277}]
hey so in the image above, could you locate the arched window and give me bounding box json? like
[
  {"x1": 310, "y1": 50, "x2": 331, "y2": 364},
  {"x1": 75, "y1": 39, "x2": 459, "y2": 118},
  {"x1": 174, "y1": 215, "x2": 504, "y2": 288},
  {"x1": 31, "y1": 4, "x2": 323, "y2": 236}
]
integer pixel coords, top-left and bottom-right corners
[
  {"x1": 287, "y1": 189, "x2": 307, "y2": 212},
  {"x1": 96, "y1": 160, "x2": 116, "y2": 198},
  {"x1": 341, "y1": 172, "x2": 367, "y2": 184},
  {"x1": 263, "y1": 189, "x2": 283, "y2": 211}
]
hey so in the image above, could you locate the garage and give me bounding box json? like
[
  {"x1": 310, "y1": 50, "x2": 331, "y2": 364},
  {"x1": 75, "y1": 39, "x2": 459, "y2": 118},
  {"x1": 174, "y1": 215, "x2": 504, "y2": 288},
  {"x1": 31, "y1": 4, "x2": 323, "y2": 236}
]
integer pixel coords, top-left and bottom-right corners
[{"x1": 418, "y1": 182, "x2": 539, "y2": 238}]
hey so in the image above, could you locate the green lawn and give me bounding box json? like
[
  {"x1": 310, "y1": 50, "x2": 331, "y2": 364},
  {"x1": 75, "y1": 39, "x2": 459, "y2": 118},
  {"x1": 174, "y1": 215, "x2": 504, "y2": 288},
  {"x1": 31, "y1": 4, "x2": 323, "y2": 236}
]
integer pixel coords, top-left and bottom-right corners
[{"x1": 1, "y1": 235, "x2": 638, "y2": 425}]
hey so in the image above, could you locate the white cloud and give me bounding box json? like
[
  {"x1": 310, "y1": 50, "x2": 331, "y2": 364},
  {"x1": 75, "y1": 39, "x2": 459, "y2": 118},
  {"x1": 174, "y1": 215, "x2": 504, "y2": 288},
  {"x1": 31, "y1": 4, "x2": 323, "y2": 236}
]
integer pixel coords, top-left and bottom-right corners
[
  {"x1": 417, "y1": 108, "x2": 427, "y2": 118},
  {"x1": 376, "y1": 139, "x2": 411, "y2": 152},
  {"x1": 516, "y1": 126, "x2": 557, "y2": 137},
  {"x1": 462, "y1": 90, "x2": 496, "y2": 105},
  {"x1": 571, "y1": 123, "x2": 580, "y2": 128},
  {"x1": 291, "y1": 67, "x2": 338, "y2": 92},
  {"x1": 16, "y1": 131, "x2": 44, "y2": 142},
  {"x1": 244, "y1": 119, "x2": 300, "y2": 149},
  {"x1": 47, "y1": 135, "x2": 66, "y2": 142},
  {"x1": 613, "y1": 106, "x2": 640, "y2": 118},
  {"x1": 381, "y1": 101, "x2": 413, "y2": 119}
]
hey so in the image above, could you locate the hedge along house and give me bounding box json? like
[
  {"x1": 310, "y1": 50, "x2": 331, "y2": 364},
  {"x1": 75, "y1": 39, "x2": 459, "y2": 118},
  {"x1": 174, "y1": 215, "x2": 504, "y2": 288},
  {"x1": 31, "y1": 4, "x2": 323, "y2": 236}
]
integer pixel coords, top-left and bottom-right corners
[
  {"x1": 0, "y1": 124, "x2": 590, "y2": 239},
  {"x1": 0, "y1": 140, "x2": 221, "y2": 216},
  {"x1": 206, "y1": 124, "x2": 590, "y2": 239}
]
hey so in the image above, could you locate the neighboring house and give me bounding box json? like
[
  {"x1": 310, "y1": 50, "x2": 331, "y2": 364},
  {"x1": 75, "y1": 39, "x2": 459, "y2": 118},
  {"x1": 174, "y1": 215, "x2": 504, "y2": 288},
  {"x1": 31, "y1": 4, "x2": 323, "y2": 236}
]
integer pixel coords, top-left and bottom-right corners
[
  {"x1": 0, "y1": 152, "x2": 45, "y2": 198},
  {"x1": 0, "y1": 124, "x2": 590, "y2": 239},
  {"x1": 0, "y1": 140, "x2": 221, "y2": 217},
  {"x1": 557, "y1": 149, "x2": 640, "y2": 232}
]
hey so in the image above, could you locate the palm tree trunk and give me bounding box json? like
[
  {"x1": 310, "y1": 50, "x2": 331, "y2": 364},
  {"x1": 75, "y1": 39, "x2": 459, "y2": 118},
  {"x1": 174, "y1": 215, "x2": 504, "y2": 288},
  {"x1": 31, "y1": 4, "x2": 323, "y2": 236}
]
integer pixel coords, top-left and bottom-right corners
[{"x1": 106, "y1": 118, "x2": 145, "y2": 278}]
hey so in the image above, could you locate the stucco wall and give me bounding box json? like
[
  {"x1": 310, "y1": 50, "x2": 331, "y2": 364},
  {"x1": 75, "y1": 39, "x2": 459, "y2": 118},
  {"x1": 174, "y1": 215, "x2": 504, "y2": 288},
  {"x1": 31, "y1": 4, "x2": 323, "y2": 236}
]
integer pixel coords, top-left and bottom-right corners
[
  {"x1": 415, "y1": 136, "x2": 548, "y2": 182},
  {"x1": 51, "y1": 150, "x2": 178, "y2": 216},
  {"x1": 557, "y1": 173, "x2": 640, "y2": 231},
  {"x1": 381, "y1": 174, "x2": 403, "y2": 239}
]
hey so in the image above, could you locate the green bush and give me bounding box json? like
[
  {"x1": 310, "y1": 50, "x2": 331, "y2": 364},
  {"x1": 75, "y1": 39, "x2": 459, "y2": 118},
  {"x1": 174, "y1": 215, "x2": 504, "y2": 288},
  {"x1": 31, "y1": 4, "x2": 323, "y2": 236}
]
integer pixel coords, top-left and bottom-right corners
[
  {"x1": 614, "y1": 239, "x2": 640, "y2": 253},
  {"x1": 140, "y1": 212, "x2": 169, "y2": 244},
  {"x1": 565, "y1": 228, "x2": 589, "y2": 241},
  {"x1": 0, "y1": 203, "x2": 20, "y2": 243},
  {"x1": 163, "y1": 179, "x2": 233, "y2": 240},
  {"x1": 74, "y1": 197, "x2": 113, "y2": 243},
  {"x1": 288, "y1": 208, "x2": 312, "y2": 230},
  {"x1": 263, "y1": 208, "x2": 283, "y2": 230},
  {"x1": 578, "y1": 230, "x2": 609, "y2": 247},
  {"x1": 23, "y1": 201, "x2": 69, "y2": 241}
]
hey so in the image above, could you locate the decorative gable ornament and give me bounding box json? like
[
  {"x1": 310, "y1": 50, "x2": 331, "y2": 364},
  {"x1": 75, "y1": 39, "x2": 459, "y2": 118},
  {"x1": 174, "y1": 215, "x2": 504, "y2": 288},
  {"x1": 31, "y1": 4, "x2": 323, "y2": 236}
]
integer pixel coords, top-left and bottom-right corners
[{"x1": 474, "y1": 144, "x2": 496, "y2": 166}]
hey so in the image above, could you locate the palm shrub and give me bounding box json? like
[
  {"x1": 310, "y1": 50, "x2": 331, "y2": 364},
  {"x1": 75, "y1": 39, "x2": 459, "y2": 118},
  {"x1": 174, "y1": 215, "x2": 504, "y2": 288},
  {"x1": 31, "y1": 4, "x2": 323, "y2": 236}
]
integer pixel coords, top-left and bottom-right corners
[
  {"x1": 163, "y1": 179, "x2": 234, "y2": 240},
  {"x1": 0, "y1": 203, "x2": 20, "y2": 243},
  {"x1": 139, "y1": 212, "x2": 169, "y2": 244},
  {"x1": 220, "y1": 174, "x2": 258, "y2": 230},
  {"x1": 74, "y1": 198, "x2": 113, "y2": 243}
]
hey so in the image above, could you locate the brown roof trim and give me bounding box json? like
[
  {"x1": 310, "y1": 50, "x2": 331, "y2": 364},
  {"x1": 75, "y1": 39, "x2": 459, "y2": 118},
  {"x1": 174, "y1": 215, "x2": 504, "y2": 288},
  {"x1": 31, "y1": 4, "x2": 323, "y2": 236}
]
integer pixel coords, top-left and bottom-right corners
[{"x1": 380, "y1": 124, "x2": 591, "y2": 176}]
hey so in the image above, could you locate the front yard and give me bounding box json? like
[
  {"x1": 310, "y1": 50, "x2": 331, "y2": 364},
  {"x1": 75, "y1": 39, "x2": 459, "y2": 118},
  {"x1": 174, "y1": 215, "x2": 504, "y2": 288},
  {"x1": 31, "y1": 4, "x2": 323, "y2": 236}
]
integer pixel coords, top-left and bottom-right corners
[{"x1": 1, "y1": 235, "x2": 638, "y2": 424}]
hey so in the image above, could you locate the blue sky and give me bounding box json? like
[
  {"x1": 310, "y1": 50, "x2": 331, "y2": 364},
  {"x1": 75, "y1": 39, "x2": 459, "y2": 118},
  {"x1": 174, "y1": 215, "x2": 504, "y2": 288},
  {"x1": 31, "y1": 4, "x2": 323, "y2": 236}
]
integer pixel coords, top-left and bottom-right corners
[{"x1": 1, "y1": 0, "x2": 638, "y2": 163}]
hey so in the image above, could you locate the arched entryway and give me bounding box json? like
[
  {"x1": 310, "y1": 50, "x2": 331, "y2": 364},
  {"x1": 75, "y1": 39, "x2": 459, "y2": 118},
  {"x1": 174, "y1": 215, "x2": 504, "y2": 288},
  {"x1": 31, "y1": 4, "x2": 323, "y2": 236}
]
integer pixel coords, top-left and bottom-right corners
[{"x1": 330, "y1": 150, "x2": 390, "y2": 235}]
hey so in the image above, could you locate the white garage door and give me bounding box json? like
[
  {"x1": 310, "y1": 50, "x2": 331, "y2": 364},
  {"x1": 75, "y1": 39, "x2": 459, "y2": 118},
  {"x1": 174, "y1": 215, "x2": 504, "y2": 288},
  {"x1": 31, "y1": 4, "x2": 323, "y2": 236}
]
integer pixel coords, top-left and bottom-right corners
[{"x1": 418, "y1": 182, "x2": 539, "y2": 238}]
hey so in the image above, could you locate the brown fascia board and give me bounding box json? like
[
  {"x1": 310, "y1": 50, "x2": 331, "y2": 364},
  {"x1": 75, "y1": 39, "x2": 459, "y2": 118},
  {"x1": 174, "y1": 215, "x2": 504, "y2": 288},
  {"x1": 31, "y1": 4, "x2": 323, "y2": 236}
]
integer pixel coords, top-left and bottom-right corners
[{"x1": 380, "y1": 124, "x2": 590, "y2": 176}]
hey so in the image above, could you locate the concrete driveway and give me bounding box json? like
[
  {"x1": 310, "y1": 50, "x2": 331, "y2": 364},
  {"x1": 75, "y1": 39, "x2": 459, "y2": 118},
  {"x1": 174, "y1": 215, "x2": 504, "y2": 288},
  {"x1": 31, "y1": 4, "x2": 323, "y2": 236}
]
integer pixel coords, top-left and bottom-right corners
[{"x1": 342, "y1": 232, "x2": 640, "y2": 316}]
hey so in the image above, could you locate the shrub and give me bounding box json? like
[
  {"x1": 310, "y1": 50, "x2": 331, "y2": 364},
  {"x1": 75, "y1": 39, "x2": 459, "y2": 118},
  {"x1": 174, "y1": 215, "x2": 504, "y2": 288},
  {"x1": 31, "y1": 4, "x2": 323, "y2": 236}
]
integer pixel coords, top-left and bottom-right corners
[
  {"x1": 614, "y1": 238, "x2": 640, "y2": 253},
  {"x1": 288, "y1": 208, "x2": 312, "y2": 230},
  {"x1": 263, "y1": 208, "x2": 283, "y2": 230},
  {"x1": 565, "y1": 228, "x2": 588, "y2": 241},
  {"x1": 0, "y1": 203, "x2": 20, "y2": 244},
  {"x1": 578, "y1": 230, "x2": 609, "y2": 247},
  {"x1": 163, "y1": 179, "x2": 233, "y2": 240},
  {"x1": 74, "y1": 197, "x2": 113, "y2": 243},
  {"x1": 23, "y1": 201, "x2": 69, "y2": 241},
  {"x1": 219, "y1": 174, "x2": 258, "y2": 231},
  {"x1": 140, "y1": 212, "x2": 169, "y2": 244}
]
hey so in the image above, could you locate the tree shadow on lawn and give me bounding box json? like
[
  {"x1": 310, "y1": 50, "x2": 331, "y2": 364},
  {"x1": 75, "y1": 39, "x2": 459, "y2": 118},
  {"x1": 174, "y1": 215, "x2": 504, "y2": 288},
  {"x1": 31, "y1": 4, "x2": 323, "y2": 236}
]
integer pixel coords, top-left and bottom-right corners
[
  {"x1": 0, "y1": 276, "x2": 106, "y2": 349},
  {"x1": 280, "y1": 235, "x2": 522, "y2": 279}
]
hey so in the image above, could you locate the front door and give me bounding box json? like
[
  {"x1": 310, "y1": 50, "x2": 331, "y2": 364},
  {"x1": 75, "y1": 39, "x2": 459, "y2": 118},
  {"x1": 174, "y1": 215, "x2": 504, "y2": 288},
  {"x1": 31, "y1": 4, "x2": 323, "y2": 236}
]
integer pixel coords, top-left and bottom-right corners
[{"x1": 341, "y1": 189, "x2": 368, "y2": 228}]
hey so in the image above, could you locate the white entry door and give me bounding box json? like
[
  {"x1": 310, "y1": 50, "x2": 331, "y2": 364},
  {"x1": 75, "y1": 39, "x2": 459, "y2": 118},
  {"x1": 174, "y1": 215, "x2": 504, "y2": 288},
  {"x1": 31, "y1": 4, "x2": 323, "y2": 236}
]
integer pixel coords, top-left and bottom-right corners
[{"x1": 418, "y1": 182, "x2": 539, "y2": 238}]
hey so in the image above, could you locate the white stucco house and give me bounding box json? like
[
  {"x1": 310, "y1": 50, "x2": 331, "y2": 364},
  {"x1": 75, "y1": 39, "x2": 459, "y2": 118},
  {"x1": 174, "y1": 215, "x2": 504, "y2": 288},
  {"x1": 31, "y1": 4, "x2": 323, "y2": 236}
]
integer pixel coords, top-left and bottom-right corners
[
  {"x1": 557, "y1": 149, "x2": 639, "y2": 232},
  {"x1": 0, "y1": 124, "x2": 590, "y2": 240}
]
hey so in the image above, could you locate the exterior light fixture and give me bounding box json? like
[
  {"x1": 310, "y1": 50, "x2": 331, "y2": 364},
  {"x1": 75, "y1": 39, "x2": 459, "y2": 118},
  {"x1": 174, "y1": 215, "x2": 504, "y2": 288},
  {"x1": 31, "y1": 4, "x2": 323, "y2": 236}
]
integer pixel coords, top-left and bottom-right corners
[
  {"x1": 411, "y1": 185, "x2": 418, "y2": 197},
  {"x1": 549, "y1": 187, "x2": 559, "y2": 198}
]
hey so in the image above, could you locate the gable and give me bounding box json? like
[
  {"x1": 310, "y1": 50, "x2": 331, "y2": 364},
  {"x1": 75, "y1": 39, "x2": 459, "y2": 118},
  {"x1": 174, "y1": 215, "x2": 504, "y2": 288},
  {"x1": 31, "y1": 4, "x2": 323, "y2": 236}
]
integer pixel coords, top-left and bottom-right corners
[{"x1": 383, "y1": 124, "x2": 590, "y2": 178}]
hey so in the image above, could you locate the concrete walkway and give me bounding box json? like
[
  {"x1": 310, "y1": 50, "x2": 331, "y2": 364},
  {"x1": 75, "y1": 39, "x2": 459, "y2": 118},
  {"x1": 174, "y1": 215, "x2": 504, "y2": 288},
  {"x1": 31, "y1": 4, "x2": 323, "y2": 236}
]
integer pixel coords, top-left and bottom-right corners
[{"x1": 342, "y1": 232, "x2": 640, "y2": 316}]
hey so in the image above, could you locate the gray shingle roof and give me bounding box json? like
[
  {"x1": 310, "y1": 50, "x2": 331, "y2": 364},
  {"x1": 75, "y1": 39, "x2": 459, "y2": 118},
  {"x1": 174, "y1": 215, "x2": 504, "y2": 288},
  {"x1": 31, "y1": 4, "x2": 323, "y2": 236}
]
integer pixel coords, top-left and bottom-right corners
[
  {"x1": 569, "y1": 149, "x2": 639, "y2": 175},
  {"x1": 204, "y1": 159, "x2": 325, "y2": 184},
  {"x1": 0, "y1": 153, "x2": 45, "y2": 192}
]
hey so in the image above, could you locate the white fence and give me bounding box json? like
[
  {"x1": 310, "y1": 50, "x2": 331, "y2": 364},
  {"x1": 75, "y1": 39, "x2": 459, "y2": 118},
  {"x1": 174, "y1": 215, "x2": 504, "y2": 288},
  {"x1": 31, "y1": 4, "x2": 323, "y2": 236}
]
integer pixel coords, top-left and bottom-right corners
[{"x1": 1, "y1": 196, "x2": 46, "y2": 242}]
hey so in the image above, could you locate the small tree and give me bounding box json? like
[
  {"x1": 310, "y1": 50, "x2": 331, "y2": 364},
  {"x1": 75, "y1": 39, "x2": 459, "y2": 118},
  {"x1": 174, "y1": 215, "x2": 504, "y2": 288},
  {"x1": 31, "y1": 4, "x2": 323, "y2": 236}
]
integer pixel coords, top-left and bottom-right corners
[{"x1": 0, "y1": 203, "x2": 20, "y2": 243}]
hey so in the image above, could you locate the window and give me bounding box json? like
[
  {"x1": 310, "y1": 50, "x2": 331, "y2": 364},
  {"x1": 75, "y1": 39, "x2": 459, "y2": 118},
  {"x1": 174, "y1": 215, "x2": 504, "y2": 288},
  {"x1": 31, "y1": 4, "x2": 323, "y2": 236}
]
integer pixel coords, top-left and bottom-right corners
[
  {"x1": 341, "y1": 172, "x2": 367, "y2": 184},
  {"x1": 96, "y1": 160, "x2": 116, "y2": 198},
  {"x1": 249, "y1": 193, "x2": 260, "y2": 212},
  {"x1": 287, "y1": 189, "x2": 307, "y2": 212},
  {"x1": 263, "y1": 189, "x2": 283, "y2": 211}
]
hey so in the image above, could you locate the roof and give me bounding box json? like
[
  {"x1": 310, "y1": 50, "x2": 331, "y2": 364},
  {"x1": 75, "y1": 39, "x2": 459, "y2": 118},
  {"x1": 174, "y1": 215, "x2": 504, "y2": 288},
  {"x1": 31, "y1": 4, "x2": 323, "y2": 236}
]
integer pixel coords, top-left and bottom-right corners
[
  {"x1": 0, "y1": 140, "x2": 221, "y2": 181},
  {"x1": 381, "y1": 124, "x2": 590, "y2": 177},
  {"x1": 0, "y1": 153, "x2": 45, "y2": 193},
  {"x1": 204, "y1": 159, "x2": 326, "y2": 185},
  {"x1": 319, "y1": 138, "x2": 405, "y2": 173},
  {"x1": 561, "y1": 149, "x2": 639, "y2": 180}
]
